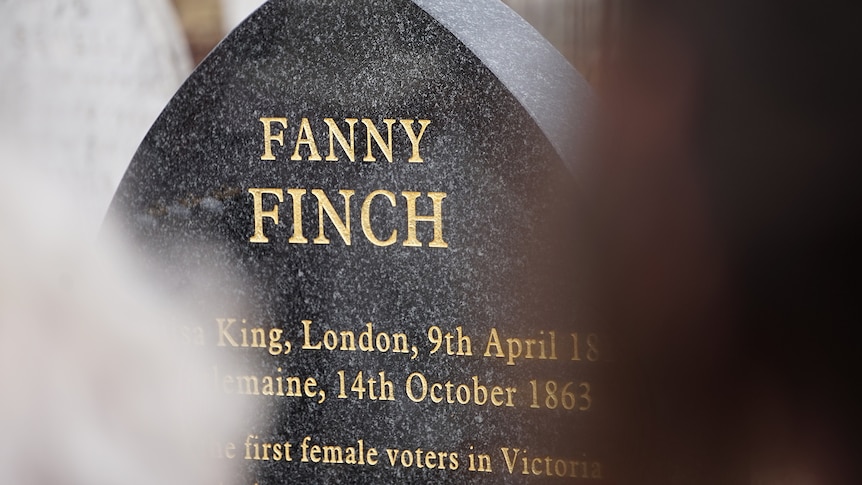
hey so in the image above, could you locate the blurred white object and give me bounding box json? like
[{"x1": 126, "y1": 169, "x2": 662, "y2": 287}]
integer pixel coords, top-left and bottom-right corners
[
  {"x1": 0, "y1": 0, "x2": 192, "y2": 236},
  {"x1": 0, "y1": 170, "x2": 244, "y2": 485},
  {"x1": 0, "y1": 3, "x2": 246, "y2": 483},
  {"x1": 220, "y1": 0, "x2": 267, "y2": 33}
]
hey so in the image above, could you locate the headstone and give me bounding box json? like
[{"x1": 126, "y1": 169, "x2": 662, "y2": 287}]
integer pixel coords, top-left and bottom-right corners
[
  {"x1": 107, "y1": 0, "x2": 600, "y2": 482},
  {"x1": 0, "y1": 0, "x2": 191, "y2": 234}
]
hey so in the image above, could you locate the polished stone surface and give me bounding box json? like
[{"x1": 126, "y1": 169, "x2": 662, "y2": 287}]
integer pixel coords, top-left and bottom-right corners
[{"x1": 108, "y1": 0, "x2": 600, "y2": 482}]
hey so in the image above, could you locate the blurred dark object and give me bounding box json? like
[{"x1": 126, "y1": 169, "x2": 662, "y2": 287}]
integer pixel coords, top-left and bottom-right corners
[
  {"x1": 587, "y1": 0, "x2": 862, "y2": 483},
  {"x1": 503, "y1": 0, "x2": 604, "y2": 83}
]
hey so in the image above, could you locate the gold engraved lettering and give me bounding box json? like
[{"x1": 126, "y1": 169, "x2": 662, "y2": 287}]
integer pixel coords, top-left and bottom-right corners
[
  {"x1": 247, "y1": 187, "x2": 448, "y2": 248},
  {"x1": 484, "y1": 328, "x2": 557, "y2": 365},
  {"x1": 484, "y1": 328, "x2": 504, "y2": 358},
  {"x1": 258, "y1": 116, "x2": 430, "y2": 162},
  {"x1": 528, "y1": 380, "x2": 591, "y2": 411},
  {"x1": 260, "y1": 117, "x2": 287, "y2": 160},
  {"x1": 312, "y1": 189, "x2": 354, "y2": 245},
  {"x1": 301, "y1": 320, "x2": 321, "y2": 349},
  {"x1": 500, "y1": 448, "x2": 603, "y2": 478},
  {"x1": 361, "y1": 190, "x2": 397, "y2": 246},
  {"x1": 324, "y1": 118, "x2": 358, "y2": 161},
  {"x1": 224, "y1": 442, "x2": 237, "y2": 459},
  {"x1": 216, "y1": 318, "x2": 238, "y2": 347},
  {"x1": 468, "y1": 451, "x2": 493, "y2": 472},
  {"x1": 405, "y1": 372, "x2": 515, "y2": 407},
  {"x1": 286, "y1": 188, "x2": 309, "y2": 244},
  {"x1": 214, "y1": 365, "x2": 325, "y2": 403},
  {"x1": 291, "y1": 117, "x2": 322, "y2": 161},
  {"x1": 244, "y1": 435, "x2": 292, "y2": 461},
  {"x1": 214, "y1": 318, "x2": 290, "y2": 356},
  {"x1": 337, "y1": 370, "x2": 396, "y2": 401},
  {"x1": 402, "y1": 191, "x2": 447, "y2": 248},
  {"x1": 303, "y1": 320, "x2": 415, "y2": 358},
  {"x1": 427, "y1": 325, "x2": 473, "y2": 355},
  {"x1": 399, "y1": 119, "x2": 431, "y2": 162},
  {"x1": 248, "y1": 188, "x2": 284, "y2": 243},
  {"x1": 571, "y1": 332, "x2": 600, "y2": 362},
  {"x1": 384, "y1": 448, "x2": 458, "y2": 470},
  {"x1": 362, "y1": 118, "x2": 396, "y2": 162},
  {"x1": 299, "y1": 437, "x2": 379, "y2": 465}
]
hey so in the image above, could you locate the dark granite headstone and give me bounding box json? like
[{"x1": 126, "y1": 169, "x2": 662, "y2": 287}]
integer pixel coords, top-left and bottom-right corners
[{"x1": 107, "y1": 0, "x2": 601, "y2": 482}]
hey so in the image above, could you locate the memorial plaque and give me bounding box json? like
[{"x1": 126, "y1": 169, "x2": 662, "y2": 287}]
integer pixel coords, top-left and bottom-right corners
[{"x1": 107, "y1": 0, "x2": 601, "y2": 482}]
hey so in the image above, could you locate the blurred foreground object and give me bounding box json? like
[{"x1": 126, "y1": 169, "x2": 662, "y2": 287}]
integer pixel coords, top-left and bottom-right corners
[
  {"x1": 0, "y1": 0, "x2": 191, "y2": 235},
  {"x1": 0, "y1": 7, "x2": 239, "y2": 481},
  {"x1": 0, "y1": 172, "x2": 246, "y2": 484},
  {"x1": 587, "y1": 0, "x2": 862, "y2": 483}
]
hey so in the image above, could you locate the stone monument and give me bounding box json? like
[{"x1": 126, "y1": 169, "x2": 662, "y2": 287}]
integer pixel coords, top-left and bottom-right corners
[{"x1": 107, "y1": 0, "x2": 600, "y2": 482}]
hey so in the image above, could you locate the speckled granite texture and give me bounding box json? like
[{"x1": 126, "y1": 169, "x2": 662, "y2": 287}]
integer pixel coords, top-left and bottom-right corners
[{"x1": 107, "y1": 0, "x2": 601, "y2": 482}]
